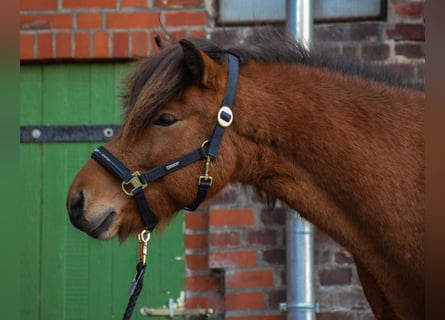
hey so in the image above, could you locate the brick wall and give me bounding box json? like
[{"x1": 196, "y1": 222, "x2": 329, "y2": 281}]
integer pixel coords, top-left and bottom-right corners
[
  {"x1": 20, "y1": 0, "x2": 206, "y2": 60},
  {"x1": 207, "y1": 0, "x2": 425, "y2": 87},
  {"x1": 185, "y1": 185, "x2": 286, "y2": 320},
  {"x1": 312, "y1": 0, "x2": 425, "y2": 87},
  {"x1": 19, "y1": 0, "x2": 424, "y2": 85},
  {"x1": 20, "y1": 1, "x2": 424, "y2": 319},
  {"x1": 185, "y1": 184, "x2": 375, "y2": 320}
]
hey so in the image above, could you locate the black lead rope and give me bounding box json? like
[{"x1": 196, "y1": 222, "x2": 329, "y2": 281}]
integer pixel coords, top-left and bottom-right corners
[
  {"x1": 123, "y1": 262, "x2": 146, "y2": 320},
  {"x1": 91, "y1": 53, "x2": 239, "y2": 320},
  {"x1": 122, "y1": 230, "x2": 150, "y2": 320}
]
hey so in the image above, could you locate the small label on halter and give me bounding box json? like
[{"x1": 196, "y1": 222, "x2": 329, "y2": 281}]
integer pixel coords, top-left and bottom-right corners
[
  {"x1": 165, "y1": 161, "x2": 180, "y2": 171},
  {"x1": 217, "y1": 106, "x2": 233, "y2": 128}
]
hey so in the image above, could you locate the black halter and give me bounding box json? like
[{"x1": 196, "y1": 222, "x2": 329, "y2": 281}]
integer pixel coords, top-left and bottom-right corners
[{"x1": 91, "y1": 53, "x2": 239, "y2": 232}]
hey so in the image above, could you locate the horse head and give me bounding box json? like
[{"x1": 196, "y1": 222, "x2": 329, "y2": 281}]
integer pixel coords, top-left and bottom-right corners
[{"x1": 67, "y1": 39, "x2": 241, "y2": 240}]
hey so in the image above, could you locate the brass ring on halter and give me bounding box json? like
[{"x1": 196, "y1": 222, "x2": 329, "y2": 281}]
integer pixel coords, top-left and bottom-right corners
[
  {"x1": 201, "y1": 140, "x2": 209, "y2": 148},
  {"x1": 138, "y1": 229, "x2": 151, "y2": 243}
]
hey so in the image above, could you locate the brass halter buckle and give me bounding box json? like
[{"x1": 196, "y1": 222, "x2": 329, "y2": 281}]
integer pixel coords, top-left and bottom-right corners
[
  {"x1": 198, "y1": 155, "x2": 213, "y2": 186},
  {"x1": 121, "y1": 171, "x2": 148, "y2": 196}
]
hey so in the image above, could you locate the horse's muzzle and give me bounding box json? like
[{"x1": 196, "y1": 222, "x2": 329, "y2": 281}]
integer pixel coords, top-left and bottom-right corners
[{"x1": 67, "y1": 189, "x2": 116, "y2": 238}]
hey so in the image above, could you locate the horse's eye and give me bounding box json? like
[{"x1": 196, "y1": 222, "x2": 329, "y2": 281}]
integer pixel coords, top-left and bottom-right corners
[{"x1": 153, "y1": 114, "x2": 178, "y2": 127}]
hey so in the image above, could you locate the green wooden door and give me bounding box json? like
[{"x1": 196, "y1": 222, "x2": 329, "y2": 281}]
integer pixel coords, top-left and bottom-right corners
[{"x1": 20, "y1": 64, "x2": 184, "y2": 320}]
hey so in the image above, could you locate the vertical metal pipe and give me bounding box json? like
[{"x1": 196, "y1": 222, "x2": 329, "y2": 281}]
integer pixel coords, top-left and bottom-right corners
[
  {"x1": 285, "y1": 211, "x2": 316, "y2": 320},
  {"x1": 285, "y1": 1, "x2": 316, "y2": 320},
  {"x1": 286, "y1": 0, "x2": 313, "y2": 49}
]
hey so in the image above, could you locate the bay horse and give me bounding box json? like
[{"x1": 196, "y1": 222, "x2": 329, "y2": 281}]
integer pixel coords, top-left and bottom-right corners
[{"x1": 67, "y1": 32, "x2": 424, "y2": 319}]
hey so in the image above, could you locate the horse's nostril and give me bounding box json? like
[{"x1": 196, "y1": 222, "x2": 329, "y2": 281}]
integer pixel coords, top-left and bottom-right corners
[{"x1": 69, "y1": 190, "x2": 85, "y2": 220}]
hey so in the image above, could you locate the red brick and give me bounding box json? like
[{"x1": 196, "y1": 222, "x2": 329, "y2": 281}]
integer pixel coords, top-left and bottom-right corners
[
  {"x1": 132, "y1": 31, "x2": 149, "y2": 57},
  {"x1": 268, "y1": 289, "x2": 286, "y2": 309},
  {"x1": 20, "y1": 34, "x2": 34, "y2": 60},
  {"x1": 361, "y1": 44, "x2": 390, "y2": 61},
  {"x1": 21, "y1": 14, "x2": 73, "y2": 30},
  {"x1": 395, "y1": 43, "x2": 424, "y2": 58},
  {"x1": 314, "y1": 228, "x2": 335, "y2": 245},
  {"x1": 154, "y1": 0, "x2": 203, "y2": 8},
  {"x1": 164, "y1": 11, "x2": 207, "y2": 27},
  {"x1": 112, "y1": 32, "x2": 129, "y2": 58},
  {"x1": 210, "y1": 209, "x2": 255, "y2": 227},
  {"x1": 349, "y1": 23, "x2": 380, "y2": 41},
  {"x1": 37, "y1": 32, "x2": 53, "y2": 59},
  {"x1": 342, "y1": 46, "x2": 358, "y2": 59},
  {"x1": 386, "y1": 23, "x2": 425, "y2": 41},
  {"x1": 319, "y1": 268, "x2": 352, "y2": 286},
  {"x1": 77, "y1": 13, "x2": 102, "y2": 29},
  {"x1": 394, "y1": 2, "x2": 424, "y2": 20},
  {"x1": 247, "y1": 229, "x2": 277, "y2": 245},
  {"x1": 263, "y1": 249, "x2": 285, "y2": 265},
  {"x1": 21, "y1": 0, "x2": 57, "y2": 10},
  {"x1": 186, "y1": 274, "x2": 222, "y2": 291},
  {"x1": 314, "y1": 23, "x2": 379, "y2": 42},
  {"x1": 211, "y1": 184, "x2": 245, "y2": 206},
  {"x1": 185, "y1": 233, "x2": 208, "y2": 250},
  {"x1": 185, "y1": 212, "x2": 208, "y2": 230},
  {"x1": 122, "y1": 0, "x2": 148, "y2": 7},
  {"x1": 226, "y1": 292, "x2": 265, "y2": 310},
  {"x1": 227, "y1": 316, "x2": 282, "y2": 320},
  {"x1": 226, "y1": 269, "x2": 274, "y2": 289},
  {"x1": 260, "y1": 207, "x2": 286, "y2": 225},
  {"x1": 209, "y1": 250, "x2": 257, "y2": 268},
  {"x1": 189, "y1": 29, "x2": 206, "y2": 38},
  {"x1": 106, "y1": 12, "x2": 160, "y2": 29},
  {"x1": 93, "y1": 31, "x2": 109, "y2": 57},
  {"x1": 55, "y1": 32, "x2": 72, "y2": 58},
  {"x1": 164, "y1": 30, "x2": 186, "y2": 40},
  {"x1": 185, "y1": 295, "x2": 224, "y2": 313},
  {"x1": 315, "y1": 248, "x2": 330, "y2": 264},
  {"x1": 337, "y1": 290, "x2": 369, "y2": 309},
  {"x1": 74, "y1": 32, "x2": 90, "y2": 58},
  {"x1": 210, "y1": 232, "x2": 241, "y2": 247},
  {"x1": 186, "y1": 253, "x2": 208, "y2": 271},
  {"x1": 334, "y1": 248, "x2": 354, "y2": 264},
  {"x1": 63, "y1": 0, "x2": 117, "y2": 9}
]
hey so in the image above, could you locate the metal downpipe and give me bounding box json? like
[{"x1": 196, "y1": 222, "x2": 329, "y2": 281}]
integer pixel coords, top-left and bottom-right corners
[
  {"x1": 285, "y1": 1, "x2": 316, "y2": 320},
  {"x1": 285, "y1": 211, "x2": 316, "y2": 320},
  {"x1": 286, "y1": 0, "x2": 313, "y2": 50}
]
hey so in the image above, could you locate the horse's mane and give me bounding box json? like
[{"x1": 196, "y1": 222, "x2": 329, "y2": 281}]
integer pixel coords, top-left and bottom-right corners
[{"x1": 121, "y1": 30, "x2": 423, "y2": 133}]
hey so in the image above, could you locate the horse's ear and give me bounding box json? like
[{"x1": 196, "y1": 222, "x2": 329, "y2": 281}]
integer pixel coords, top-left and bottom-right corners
[
  {"x1": 154, "y1": 35, "x2": 171, "y2": 49},
  {"x1": 179, "y1": 39, "x2": 220, "y2": 88}
]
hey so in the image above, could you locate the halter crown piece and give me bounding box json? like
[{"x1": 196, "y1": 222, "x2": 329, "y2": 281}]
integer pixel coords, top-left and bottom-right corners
[{"x1": 90, "y1": 53, "x2": 239, "y2": 320}]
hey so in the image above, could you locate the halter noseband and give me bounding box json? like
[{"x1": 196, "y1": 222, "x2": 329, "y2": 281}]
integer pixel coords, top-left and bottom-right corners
[{"x1": 91, "y1": 53, "x2": 239, "y2": 232}]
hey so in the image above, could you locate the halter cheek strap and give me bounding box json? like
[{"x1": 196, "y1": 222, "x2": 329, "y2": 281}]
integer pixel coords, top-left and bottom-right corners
[{"x1": 91, "y1": 53, "x2": 239, "y2": 232}]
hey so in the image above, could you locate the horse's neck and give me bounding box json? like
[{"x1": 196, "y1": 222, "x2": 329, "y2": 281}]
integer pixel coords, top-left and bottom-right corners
[{"x1": 233, "y1": 62, "x2": 424, "y2": 268}]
